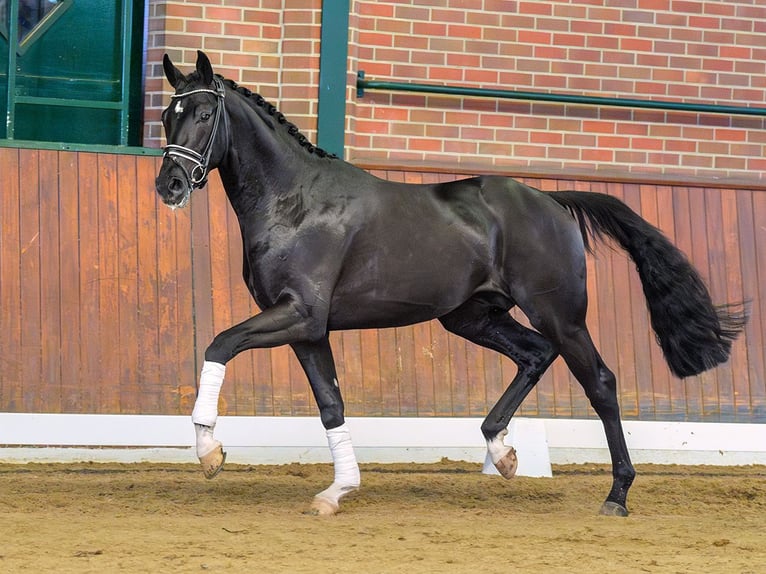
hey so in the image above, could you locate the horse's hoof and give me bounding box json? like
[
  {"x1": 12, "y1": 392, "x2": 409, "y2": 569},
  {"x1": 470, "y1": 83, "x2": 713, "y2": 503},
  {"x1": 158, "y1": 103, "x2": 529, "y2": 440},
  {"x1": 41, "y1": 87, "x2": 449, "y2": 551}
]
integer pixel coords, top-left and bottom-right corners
[
  {"x1": 599, "y1": 501, "x2": 629, "y2": 517},
  {"x1": 494, "y1": 447, "x2": 518, "y2": 479},
  {"x1": 199, "y1": 443, "x2": 226, "y2": 479},
  {"x1": 309, "y1": 496, "x2": 339, "y2": 516}
]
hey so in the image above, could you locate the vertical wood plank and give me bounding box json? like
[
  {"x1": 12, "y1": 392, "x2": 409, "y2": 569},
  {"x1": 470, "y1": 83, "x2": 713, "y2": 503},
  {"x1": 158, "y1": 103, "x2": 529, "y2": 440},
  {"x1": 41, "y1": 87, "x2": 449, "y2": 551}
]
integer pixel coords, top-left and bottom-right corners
[
  {"x1": 413, "y1": 321, "x2": 436, "y2": 416},
  {"x1": 378, "y1": 327, "x2": 400, "y2": 415},
  {"x1": 136, "y1": 155, "x2": 162, "y2": 413},
  {"x1": 58, "y1": 152, "x2": 81, "y2": 412},
  {"x1": 97, "y1": 153, "x2": 121, "y2": 412},
  {"x1": 464, "y1": 337, "x2": 485, "y2": 416},
  {"x1": 360, "y1": 329, "x2": 383, "y2": 416},
  {"x1": 117, "y1": 154, "x2": 139, "y2": 413},
  {"x1": 719, "y1": 188, "x2": 748, "y2": 419},
  {"x1": 430, "y1": 321, "x2": 453, "y2": 416},
  {"x1": 749, "y1": 189, "x2": 766, "y2": 418},
  {"x1": 38, "y1": 150, "x2": 63, "y2": 412},
  {"x1": 736, "y1": 189, "x2": 765, "y2": 419},
  {"x1": 270, "y1": 345, "x2": 294, "y2": 415},
  {"x1": 339, "y1": 330, "x2": 364, "y2": 415},
  {"x1": 447, "y1": 332, "x2": 469, "y2": 416},
  {"x1": 18, "y1": 150, "x2": 41, "y2": 412},
  {"x1": 0, "y1": 149, "x2": 22, "y2": 411},
  {"x1": 394, "y1": 326, "x2": 418, "y2": 416},
  {"x1": 706, "y1": 189, "x2": 742, "y2": 422},
  {"x1": 77, "y1": 152, "x2": 101, "y2": 412}
]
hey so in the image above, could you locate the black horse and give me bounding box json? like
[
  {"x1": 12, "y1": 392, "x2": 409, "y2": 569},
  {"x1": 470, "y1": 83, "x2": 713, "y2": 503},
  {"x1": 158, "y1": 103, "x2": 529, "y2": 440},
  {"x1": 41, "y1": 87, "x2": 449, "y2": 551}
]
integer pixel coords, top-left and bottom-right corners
[{"x1": 156, "y1": 51, "x2": 745, "y2": 516}]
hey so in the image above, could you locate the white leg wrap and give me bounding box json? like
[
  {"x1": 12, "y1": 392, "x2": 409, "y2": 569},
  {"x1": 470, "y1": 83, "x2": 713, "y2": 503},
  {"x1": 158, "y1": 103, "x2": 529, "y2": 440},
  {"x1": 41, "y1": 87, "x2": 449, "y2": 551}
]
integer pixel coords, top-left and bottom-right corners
[
  {"x1": 327, "y1": 423, "x2": 361, "y2": 487},
  {"x1": 191, "y1": 361, "x2": 226, "y2": 427},
  {"x1": 314, "y1": 423, "x2": 360, "y2": 510},
  {"x1": 191, "y1": 361, "x2": 225, "y2": 458}
]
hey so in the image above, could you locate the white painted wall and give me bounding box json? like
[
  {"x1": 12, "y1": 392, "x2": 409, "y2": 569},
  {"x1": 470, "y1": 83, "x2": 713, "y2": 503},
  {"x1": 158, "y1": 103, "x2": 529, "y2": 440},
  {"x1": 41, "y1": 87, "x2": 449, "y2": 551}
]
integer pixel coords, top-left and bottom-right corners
[{"x1": 1, "y1": 414, "x2": 764, "y2": 476}]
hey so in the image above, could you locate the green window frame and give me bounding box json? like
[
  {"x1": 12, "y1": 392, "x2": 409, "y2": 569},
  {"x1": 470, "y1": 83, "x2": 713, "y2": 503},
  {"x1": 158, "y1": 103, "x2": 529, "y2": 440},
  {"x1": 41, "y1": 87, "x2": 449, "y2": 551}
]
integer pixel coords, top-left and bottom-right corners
[{"x1": 0, "y1": 0, "x2": 149, "y2": 150}]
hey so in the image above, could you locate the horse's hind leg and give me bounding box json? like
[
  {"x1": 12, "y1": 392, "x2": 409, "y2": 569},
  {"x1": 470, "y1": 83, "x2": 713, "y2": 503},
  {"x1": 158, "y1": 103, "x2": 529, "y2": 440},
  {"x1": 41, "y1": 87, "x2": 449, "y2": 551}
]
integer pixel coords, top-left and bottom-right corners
[
  {"x1": 439, "y1": 299, "x2": 558, "y2": 478},
  {"x1": 531, "y1": 305, "x2": 635, "y2": 516},
  {"x1": 291, "y1": 337, "x2": 360, "y2": 515},
  {"x1": 557, "y1": 326, "x2": 635, "y2": 516}
]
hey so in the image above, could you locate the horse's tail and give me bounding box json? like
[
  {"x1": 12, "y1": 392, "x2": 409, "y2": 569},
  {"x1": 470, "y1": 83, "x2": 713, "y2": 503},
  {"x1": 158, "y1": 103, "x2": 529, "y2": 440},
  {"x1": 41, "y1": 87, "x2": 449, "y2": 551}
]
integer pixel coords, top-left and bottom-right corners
[{"x1": 549, "y1": 190, "x2": 748, "y2": 378}]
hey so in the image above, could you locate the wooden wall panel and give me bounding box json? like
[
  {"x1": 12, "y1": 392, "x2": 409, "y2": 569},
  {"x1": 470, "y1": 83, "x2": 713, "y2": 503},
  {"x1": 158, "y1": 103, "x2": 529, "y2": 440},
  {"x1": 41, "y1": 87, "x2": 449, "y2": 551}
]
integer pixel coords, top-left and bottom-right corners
[
  {"x1": 0, "y1": 148, "x2": 764, "y2": 423},
  {"x1": 18, "y1": 150, "x2": 40, "y2": 412}
]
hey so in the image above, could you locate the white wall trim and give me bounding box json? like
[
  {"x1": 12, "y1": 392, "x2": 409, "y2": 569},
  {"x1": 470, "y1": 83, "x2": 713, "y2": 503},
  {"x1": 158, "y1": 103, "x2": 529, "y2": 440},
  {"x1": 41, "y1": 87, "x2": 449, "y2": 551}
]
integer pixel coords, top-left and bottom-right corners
[{"x1": 1, "y1": 414, "x2": 764, "y2": 475}]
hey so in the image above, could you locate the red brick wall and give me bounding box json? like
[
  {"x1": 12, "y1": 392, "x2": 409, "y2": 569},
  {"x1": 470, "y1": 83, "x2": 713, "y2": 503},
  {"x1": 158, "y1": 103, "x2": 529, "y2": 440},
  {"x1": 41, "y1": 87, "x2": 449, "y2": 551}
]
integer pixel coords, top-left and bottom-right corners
[
  {"x1": 145, "y1": 0, "x2": 766, "y2": 181},
  {"x1": 144, "y1": 0, "x2": 322, "y2": 146}
]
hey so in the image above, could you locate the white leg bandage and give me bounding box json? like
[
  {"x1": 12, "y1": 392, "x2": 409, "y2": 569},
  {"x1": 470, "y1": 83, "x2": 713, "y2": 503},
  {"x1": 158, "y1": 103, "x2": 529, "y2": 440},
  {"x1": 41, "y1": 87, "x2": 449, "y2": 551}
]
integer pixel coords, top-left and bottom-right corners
[
  {"x1": 314, "y1": 423, "x2": 360, "y2": 510},
  {"x1": 191, "y1": 361, "x2": 225, "y2": 458},
  {"x1": 327, "y1": 423, "x2": 361, "y2": 488},
  {"x1": 191, "y1": 361, "x2": 226, "y2": 427}
]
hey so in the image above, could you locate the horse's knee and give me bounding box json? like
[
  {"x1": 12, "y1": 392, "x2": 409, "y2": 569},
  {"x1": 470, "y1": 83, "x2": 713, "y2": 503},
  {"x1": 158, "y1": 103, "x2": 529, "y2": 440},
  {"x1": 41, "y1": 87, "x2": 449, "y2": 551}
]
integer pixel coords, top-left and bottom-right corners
[
  {"x1": 205, "y1": 333, "x2": 232, "y2": 364},
  {"x1": 317, "y1": 389, "x2": 345, "y2": 429}
]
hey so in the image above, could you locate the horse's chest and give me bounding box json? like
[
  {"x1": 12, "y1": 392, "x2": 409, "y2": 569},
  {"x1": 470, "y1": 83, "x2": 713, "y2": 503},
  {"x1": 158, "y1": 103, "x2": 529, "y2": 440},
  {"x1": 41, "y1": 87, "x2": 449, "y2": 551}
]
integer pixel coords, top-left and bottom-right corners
[{"x1": 241, "y1": 234, "x2": 300, "y2": 306}]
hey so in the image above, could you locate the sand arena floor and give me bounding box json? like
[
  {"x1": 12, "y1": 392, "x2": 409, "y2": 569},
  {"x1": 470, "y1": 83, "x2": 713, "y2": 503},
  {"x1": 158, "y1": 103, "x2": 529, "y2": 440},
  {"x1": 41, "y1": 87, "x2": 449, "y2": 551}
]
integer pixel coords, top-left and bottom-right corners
[{"x1": 1, "y1": 460, "x2": 764, "y2": 573}]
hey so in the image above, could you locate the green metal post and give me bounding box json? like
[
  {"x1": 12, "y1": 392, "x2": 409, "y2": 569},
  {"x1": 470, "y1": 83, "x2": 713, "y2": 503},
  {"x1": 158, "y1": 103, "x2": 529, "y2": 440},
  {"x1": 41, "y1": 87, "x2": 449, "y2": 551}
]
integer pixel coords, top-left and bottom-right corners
[
  {"x1": 317, "y1": 0, "x2": 349, "y2": 157},
  {"x1": 6, "y1": 0, "x2": 19, "y2": 138},
  {"x1": 119, "y1": 0, "x2": 133, "y2": 146}
]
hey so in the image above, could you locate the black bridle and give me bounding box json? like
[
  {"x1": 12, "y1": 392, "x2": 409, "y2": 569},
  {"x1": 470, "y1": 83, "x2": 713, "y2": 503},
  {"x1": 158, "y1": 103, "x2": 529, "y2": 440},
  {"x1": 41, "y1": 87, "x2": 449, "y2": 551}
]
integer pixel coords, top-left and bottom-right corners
[{"x1": 162, "y1": 77, "x2": 227, "y2": 199}]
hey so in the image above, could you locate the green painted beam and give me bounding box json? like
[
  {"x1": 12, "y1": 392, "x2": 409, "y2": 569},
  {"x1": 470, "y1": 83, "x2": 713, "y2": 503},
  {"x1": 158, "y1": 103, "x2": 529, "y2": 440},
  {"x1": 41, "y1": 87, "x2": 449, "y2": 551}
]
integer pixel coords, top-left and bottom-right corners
[
  {"x1": 317, "y1": 0, "x2": 349, "y2": 157},
  {"x1": 357, "y1": 73, "x2": 766, "y2": 117},
  {"x1": 0, "y1": 138, "x2": 162, "y2": 155}
]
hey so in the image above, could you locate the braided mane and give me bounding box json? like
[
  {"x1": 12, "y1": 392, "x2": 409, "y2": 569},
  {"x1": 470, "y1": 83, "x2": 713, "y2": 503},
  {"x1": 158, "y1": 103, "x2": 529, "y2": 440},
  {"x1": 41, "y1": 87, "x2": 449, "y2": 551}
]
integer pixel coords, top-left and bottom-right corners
[{"x1": 219, "y1": 76, "x2": 337, "y2": 159}]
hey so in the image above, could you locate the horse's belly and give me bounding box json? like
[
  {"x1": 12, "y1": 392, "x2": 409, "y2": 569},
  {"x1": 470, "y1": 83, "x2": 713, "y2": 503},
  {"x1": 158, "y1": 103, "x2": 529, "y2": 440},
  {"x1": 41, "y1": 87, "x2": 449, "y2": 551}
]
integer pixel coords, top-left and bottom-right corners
[
  {"x1": 327, "y1": 296, "x2": 445, "y2": 330},
  {"x1": 326, "y1": 267, "x2": 490, "y2": 329}
]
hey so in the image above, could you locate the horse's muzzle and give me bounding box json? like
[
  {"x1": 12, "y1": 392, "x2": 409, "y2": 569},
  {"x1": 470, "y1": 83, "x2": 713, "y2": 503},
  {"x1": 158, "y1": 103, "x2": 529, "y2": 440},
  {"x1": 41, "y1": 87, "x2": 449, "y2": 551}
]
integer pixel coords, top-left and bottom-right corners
[
  {"x1": 154, "y1": 163, "x2": 194, "y2": 208},
  {"x1": 156, "y1": 167, "x2": 192, "y2": 208}
]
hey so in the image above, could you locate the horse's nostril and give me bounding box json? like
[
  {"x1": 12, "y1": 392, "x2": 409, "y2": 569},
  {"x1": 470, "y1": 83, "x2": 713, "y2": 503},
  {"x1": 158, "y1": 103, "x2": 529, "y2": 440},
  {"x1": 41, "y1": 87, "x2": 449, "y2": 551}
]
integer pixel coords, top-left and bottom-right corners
[{"x1": 168, "y1": 177, "x2": 185, "y2": 194}]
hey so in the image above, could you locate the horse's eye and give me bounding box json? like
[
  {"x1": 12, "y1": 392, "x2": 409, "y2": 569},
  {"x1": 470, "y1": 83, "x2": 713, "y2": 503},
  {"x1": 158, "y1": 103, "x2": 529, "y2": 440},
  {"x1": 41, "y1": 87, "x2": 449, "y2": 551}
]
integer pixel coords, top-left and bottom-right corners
[{"x1": 200, "y1": 112, "x2": 211, "y2": 121}]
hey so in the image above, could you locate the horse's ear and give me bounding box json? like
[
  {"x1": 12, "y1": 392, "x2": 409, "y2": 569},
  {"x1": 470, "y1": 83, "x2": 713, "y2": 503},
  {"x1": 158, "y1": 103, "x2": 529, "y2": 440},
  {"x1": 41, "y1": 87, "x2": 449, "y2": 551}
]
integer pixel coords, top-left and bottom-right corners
[
  {"x1": 196, "y1": 50, "x2": 214, "y2": 86},
  {"x1": 163, "y1": 54, "x2": 185, "y2": 89}
]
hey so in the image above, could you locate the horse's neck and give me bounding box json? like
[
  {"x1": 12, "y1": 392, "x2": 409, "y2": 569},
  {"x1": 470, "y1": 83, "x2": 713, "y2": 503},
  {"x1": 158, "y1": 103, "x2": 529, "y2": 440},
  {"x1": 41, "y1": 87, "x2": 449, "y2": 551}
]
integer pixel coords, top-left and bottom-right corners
[{"x1": 219, "y1": 109, "x2": 309, "y2": 218}]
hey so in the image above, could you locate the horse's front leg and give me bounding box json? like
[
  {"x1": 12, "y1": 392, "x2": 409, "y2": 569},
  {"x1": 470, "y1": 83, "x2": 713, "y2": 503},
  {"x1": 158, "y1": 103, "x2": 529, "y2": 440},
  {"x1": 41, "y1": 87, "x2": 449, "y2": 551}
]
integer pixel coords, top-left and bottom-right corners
[
  {"x1": 190, "y1": 295, "x2": 325, "y2": 479},
  {"x1": 292, "y1": 338, "x2": 360, "y2": 516},
  {"x1": 192, "y1": 361, "x2": 227, "y2": 479}
]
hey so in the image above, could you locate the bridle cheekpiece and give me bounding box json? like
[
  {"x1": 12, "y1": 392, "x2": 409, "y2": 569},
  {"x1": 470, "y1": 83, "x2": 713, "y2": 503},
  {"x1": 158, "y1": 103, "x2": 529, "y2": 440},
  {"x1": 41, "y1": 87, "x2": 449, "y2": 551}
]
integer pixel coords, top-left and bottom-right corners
[{"x1": 163, "y1": 77, "x2": 227, "y2": 192}]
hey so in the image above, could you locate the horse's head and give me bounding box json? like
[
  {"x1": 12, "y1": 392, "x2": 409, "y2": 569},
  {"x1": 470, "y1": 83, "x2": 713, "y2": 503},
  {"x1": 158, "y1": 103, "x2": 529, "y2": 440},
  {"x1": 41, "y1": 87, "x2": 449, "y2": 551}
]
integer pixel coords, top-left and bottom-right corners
[{"x1": 155, "y1": 51, "x2": 228, "y2": 208}]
